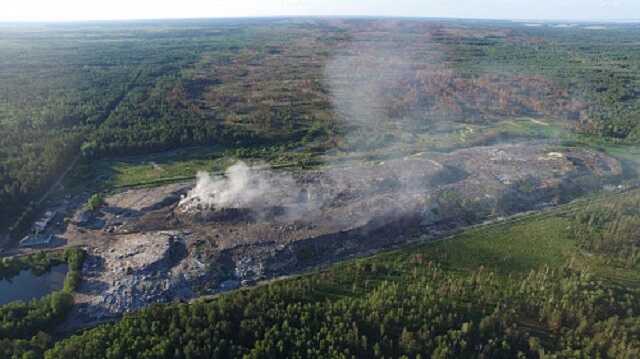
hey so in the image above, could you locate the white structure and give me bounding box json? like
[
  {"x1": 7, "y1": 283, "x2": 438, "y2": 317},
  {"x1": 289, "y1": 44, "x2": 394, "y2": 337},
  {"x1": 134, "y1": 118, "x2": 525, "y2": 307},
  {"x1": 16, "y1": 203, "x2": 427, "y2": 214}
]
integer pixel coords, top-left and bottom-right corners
[
  {"x1": 34, "y1": 211, "x2": 56, "y2": 232},
  {"x1": 19, "y1": 234, "x2": 54, "y2": 248}
]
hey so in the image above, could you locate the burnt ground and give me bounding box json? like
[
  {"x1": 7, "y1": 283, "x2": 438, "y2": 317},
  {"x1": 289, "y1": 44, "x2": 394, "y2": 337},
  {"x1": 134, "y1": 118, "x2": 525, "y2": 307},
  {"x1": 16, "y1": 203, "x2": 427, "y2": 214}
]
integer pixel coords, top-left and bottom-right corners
[{"x1": 59, "y1": 143, "x2": 623, "y2": 327}]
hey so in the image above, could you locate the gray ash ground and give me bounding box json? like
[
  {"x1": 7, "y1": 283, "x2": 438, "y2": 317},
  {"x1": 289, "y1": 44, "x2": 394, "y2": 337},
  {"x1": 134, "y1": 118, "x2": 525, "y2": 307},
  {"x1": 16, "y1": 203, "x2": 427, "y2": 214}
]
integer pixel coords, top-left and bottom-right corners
[{"x1": 63, "y1": 143, "x2": 622, "y2": 325}]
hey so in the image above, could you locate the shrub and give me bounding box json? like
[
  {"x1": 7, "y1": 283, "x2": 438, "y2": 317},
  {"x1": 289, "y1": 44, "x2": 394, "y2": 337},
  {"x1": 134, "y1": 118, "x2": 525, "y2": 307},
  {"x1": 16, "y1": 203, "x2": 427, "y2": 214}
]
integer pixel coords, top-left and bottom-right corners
[{"x1": 85, "y1": 193, "x2": 104, "y2": 212}]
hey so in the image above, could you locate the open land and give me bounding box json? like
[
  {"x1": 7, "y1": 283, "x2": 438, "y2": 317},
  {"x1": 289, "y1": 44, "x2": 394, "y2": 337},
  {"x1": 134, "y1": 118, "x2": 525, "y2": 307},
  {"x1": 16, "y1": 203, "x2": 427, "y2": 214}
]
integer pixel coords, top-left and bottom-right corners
[{"x1": 1, "y1": 17, "x2": 640, "y2": 358}]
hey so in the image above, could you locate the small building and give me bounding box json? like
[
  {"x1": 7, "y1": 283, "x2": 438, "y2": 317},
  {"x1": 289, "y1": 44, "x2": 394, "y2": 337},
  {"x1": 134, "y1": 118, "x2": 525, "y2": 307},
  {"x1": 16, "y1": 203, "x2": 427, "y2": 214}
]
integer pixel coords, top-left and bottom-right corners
[{"x1": 19, "y1": 234, "x2": 54, "y2": 248}]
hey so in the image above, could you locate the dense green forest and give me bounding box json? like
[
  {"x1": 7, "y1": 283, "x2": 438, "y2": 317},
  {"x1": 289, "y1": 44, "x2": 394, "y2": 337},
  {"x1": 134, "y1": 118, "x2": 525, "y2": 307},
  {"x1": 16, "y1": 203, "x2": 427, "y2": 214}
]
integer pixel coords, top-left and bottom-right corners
[
  {"x1": 22, "y1": 190, "x2": 637, "y2": 358},
  {"x1": 2, "y1": 19, "x2": 640, "y2": 234}
]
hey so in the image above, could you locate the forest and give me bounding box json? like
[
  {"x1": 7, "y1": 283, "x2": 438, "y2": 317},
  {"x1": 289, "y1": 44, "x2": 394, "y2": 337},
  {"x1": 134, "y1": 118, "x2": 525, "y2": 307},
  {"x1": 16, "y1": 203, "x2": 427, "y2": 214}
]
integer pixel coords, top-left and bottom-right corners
[
  {"x1": 1, "y1": 18, "x2": 640, "y2": 358},
  {"x1": 2, "y1": 18, "x2": 640, "y2": 235}
]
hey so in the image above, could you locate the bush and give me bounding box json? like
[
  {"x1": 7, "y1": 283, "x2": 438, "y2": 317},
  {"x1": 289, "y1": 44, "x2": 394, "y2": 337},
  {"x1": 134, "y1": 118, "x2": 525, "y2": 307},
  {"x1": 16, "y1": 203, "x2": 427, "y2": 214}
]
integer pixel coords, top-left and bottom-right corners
[
  {"x1": 85, "y1": 193, "x2": 104, "y2": 212},
  {"x1": 63, "y1": 272, "x2": 81, "y2": 293},
  {"x1": 63, "y1": 248, "x2": 86, "y2": 292},
  {"x1": 63, "y1": 248, "x2": 85, "y2": 272}
]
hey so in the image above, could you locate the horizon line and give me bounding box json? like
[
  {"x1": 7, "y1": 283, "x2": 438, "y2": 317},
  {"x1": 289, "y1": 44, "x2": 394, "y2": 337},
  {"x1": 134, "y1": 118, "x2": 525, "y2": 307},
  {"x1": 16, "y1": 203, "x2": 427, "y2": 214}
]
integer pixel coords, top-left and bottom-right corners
[{"x1": 1, "y1": 14, "x2": 640, "y2": 25}]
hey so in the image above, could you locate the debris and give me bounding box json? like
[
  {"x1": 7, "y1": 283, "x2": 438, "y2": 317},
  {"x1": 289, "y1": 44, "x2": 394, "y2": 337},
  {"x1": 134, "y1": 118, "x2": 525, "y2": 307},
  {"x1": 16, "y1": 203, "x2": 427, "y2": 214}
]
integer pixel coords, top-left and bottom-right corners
[{"x1": 68, "y1": 143, "x2": 622, "y2": 324}]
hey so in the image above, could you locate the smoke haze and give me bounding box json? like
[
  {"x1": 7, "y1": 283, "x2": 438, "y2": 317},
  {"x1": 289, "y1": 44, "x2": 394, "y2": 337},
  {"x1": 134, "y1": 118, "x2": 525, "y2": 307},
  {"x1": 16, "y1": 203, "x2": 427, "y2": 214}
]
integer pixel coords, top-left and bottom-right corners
[
  {"x1": 179, "y1": 25, "x2": 594, "y2": 224},
  {"x1": 179, "y1": 162, "x2": 300, "y2": 212},
  {"x1": 180, "y1": 33, "x2": 450, "y2": 221}
]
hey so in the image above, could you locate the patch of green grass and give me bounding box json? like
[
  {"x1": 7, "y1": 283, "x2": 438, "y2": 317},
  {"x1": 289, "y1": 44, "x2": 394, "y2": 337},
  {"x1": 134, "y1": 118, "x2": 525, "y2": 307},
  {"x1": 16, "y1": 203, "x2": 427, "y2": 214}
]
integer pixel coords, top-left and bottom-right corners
[
  {"x1": 91, "y1": 144, "x2": 323, "y2": 189},
  {"x1": 92, "y1": 146, "x2": 225, "y2": 188},
  {"x1": 496, "y1": 118, "x2": 571, "y2": 138},
  {"x1": 594, "y1": 143, "x2": 640, "y2": 167},
  {"x1": 98, "y1": 157, "x2": 225, "y2": 189},
  {"x1": 423, "y1": 215, "x2": 575, "y2": 275}
]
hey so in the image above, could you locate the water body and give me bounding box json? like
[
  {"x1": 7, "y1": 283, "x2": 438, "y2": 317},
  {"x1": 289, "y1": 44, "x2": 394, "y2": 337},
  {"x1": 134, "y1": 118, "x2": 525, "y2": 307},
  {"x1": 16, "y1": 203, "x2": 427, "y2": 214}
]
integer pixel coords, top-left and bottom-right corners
[{"x1": 0, "y1": 264, "x2": 68, "y2": 305}]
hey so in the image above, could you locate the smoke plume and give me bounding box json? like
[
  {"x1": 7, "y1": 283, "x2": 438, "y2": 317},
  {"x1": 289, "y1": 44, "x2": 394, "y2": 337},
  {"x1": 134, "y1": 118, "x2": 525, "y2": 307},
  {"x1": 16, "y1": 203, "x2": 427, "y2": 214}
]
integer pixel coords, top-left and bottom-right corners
[
  {"x1": 179, "y1": 161, "x2": 300, "y2": 212},
  {"x1": 179, "y1": 22, "x2": 590, "y2": 225},
  {"x1": 180, "y1": 30, "x2": 443, "y2": 223}
]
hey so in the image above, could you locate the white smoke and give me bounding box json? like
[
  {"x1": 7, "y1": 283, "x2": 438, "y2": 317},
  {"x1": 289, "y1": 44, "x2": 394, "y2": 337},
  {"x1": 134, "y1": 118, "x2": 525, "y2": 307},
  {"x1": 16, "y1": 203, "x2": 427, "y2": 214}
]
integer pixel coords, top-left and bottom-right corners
[
  {"x1": 179, "y1": 35, "x2": 434, "y2": 220},
  {"x1": 178, "y1": 161, "x2": 299, "y2": 212}
]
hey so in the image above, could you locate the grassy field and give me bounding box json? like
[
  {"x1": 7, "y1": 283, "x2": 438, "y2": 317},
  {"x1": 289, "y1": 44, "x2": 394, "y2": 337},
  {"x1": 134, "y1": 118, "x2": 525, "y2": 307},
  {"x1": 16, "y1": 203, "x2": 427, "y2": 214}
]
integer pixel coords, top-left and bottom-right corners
[
  {"x1": 88, "y1": 143, "x2": 324, "y2": 189},
  {"x1": 93, "y1": 146, "x2": 230, "y2": 188}
]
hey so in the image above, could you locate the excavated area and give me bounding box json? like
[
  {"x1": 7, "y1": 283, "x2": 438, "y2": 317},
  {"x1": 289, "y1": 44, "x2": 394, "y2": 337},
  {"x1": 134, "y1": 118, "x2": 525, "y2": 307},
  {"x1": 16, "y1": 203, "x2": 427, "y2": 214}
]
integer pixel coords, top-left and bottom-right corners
[{"x1": 66, "y1": 143, "x2": 622, "y2": 324}]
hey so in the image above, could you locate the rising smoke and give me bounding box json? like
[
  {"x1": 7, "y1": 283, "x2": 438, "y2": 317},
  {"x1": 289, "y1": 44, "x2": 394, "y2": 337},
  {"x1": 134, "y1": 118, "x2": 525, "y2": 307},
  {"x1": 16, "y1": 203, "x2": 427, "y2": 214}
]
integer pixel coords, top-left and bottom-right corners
[
  {"x1": 179, "y1": 161, "x2": 301, "y2": 212},
  {"x1": 179, "y1": 23, "x2": 581, "y2": 222},
  {"x1": 179, "y1": 33, "x2": 446, "y2": 220}
]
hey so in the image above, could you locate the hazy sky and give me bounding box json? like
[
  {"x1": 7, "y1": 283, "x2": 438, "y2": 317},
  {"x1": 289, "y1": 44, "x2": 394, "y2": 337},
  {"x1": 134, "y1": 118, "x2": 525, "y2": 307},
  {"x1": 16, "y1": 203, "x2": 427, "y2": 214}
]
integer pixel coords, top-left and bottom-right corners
[{"x1": 2, "y1": 0, "x2": 639, "y2": 22}]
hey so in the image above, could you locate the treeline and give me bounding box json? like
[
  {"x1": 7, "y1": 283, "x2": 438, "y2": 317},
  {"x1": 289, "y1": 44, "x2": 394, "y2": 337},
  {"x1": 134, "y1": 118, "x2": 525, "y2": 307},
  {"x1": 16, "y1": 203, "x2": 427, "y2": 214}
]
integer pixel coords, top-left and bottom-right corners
[
  {"x1": 45, "y1": 263, "x2": 640, "y2": 358},
  {"x1": 0, "y1": 129, "x2": 84, "y2": 230},
  {"x1": 0, "y1": 292, "x2": 73, "y2": 342}
]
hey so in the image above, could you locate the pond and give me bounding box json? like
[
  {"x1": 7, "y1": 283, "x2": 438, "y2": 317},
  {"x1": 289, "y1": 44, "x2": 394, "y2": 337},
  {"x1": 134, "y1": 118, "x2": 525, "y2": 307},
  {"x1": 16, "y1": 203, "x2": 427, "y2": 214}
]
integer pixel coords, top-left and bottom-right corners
[{"x1": 0, "y1": 264, "x2": 68, "y2": 305}]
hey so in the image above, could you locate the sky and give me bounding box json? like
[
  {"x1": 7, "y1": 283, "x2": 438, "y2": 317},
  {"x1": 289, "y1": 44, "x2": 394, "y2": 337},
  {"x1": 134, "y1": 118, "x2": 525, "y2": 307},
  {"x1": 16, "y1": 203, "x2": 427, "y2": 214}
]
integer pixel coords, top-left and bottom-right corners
[{"x1": 1, "y1": 0, "x2": 639, "y2": 22}]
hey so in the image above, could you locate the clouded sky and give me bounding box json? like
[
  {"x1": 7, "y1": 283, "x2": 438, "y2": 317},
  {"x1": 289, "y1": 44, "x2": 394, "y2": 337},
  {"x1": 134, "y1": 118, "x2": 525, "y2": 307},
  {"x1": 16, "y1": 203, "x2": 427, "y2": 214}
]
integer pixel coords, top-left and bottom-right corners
[{"x1": 2, "y1": 0, "x2": 639, "y2": 22}]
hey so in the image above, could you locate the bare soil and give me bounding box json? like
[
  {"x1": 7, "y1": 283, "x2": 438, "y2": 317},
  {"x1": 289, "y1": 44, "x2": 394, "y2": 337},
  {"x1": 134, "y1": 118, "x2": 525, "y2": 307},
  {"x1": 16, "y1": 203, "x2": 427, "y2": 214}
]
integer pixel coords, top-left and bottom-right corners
[{"x1": 55, "y1": 143, "x2": 622, "y2": 326}]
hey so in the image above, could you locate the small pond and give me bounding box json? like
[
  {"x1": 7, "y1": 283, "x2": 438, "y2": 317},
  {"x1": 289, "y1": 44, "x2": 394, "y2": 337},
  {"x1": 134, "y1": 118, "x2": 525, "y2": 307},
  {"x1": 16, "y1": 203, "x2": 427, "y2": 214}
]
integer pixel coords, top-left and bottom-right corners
[{"x1": 0, "y1": 264, "x2": 68, "y2": 305}]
